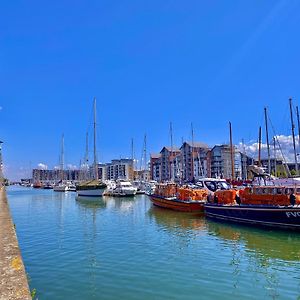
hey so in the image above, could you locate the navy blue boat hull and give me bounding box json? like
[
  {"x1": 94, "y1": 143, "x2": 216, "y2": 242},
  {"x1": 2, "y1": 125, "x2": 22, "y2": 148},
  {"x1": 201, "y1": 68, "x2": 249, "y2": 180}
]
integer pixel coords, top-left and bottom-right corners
[{"x1": 204, "y1": 204, "x2": 300, "y2": 230}]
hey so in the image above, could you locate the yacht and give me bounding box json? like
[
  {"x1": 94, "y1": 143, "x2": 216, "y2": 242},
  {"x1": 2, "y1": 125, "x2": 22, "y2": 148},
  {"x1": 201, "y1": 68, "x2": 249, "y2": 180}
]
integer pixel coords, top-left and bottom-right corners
[
  {"x1": 76, "y1": 98, "x2": 107, "y2": 199},
  {"x1": 104, "y1": 180, "x2": 137, "y2": 197}
]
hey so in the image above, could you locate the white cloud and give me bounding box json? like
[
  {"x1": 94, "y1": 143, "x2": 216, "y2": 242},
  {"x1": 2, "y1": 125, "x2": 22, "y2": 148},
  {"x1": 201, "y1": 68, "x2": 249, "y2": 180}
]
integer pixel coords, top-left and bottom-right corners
[
  {"x1": 37, "y1": 163, "x2": 48, "y2": 170},
  {"x1": 238, "y1": 134, "x2": 300, "y2": 163},
  {"x1": 67, "y1": 164, "x2": 77, "y2": 170}
]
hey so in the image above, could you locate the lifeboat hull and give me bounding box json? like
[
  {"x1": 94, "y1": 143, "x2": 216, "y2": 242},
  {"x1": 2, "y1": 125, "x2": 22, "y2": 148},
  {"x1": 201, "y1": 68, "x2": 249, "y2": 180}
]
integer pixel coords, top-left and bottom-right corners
[
  {"x1": 150, "y1": 195, "x2": 204, "y2": 212},
  {"x1": 204, "y1": 203, "x2": 300, "y2": 230}
]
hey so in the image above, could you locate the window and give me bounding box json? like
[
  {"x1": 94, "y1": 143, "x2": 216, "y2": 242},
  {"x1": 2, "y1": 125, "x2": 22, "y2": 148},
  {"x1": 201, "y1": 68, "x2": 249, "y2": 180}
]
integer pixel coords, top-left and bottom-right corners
[
  {"x1": 276, "y1": 188, "x2": 282, "y2": 195},
  {"x1": 196, "y1": 181, "x2": 204, "y2": 188}
]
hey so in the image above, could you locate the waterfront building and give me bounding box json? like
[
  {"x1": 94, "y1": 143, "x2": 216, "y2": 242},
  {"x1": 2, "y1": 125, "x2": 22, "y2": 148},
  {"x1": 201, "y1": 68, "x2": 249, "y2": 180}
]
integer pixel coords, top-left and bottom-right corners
[
  {"x1": 32, "y1": 169, "x2": 80, "y2": 183},
  {"x1": 210, "y1": 145, "x2": 254, "y2": 180},
  {"x1": 105, "y1": 158, "x2": 134, "y2": 181},
  {"x1": 160, "y1": 147, "x2": 180, "y2": 181},
  {"x1": 150, "y1": 154, "x2": 161, "y2": 182},
  {"x1": 180, "y1": 142, "x2": 209, "y2": 182}
]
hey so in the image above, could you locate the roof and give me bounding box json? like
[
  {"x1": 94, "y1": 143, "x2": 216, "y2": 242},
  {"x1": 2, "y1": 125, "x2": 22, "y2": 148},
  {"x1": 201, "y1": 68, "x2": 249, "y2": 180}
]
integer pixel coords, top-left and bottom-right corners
[
  {"x1": 150, "y1": 153, "x2": 161, "y2": 159},
  {"x1": 160, "y1": 146, "x2": 180, "y2": 153},
  {"x1": 181, "y1": 141, "x2": 209, "y2": 149}
]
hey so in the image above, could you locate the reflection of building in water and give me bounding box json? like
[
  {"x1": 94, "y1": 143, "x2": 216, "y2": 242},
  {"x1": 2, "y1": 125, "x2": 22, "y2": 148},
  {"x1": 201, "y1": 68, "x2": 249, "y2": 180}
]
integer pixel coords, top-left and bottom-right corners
[
  {"x1": 207, "y1": 221, "x2": 300, "y2": 298},
  {"x1": 207, "y1": 221, "x2": 300, "y2": 261}
]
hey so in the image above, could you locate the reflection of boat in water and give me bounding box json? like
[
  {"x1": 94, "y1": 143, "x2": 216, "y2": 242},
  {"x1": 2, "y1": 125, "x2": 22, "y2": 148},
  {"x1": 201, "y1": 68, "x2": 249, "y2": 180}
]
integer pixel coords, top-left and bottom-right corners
[
  {"x1": 104, "y1": 197, "x2": 135, "y2": 212},
  {"x1": 207, "y1": 220, "x2": 300, "y2": 261},
  {"x1": 75, "y1": 196, "x2": 107, "y2": 209},
  {"x1": 148, "y1": 206, "x2": 206, "y2": 231}
]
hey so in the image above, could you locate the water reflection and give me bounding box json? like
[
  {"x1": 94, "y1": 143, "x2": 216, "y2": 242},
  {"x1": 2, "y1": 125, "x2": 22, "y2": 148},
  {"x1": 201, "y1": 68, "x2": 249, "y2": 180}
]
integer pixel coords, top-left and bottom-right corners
[
  {"x1": 207, "y1": 220, "x2": 300, "y2": 262},
  {"x1": 148, "y1": 206, "x2": 206, "y2": 233},
  {"x1": 75, "y1": 196, "x2": 107, "y2": 210},
  {"x1": 104, "y1": 197, "x2": 135, "y2": 212}
]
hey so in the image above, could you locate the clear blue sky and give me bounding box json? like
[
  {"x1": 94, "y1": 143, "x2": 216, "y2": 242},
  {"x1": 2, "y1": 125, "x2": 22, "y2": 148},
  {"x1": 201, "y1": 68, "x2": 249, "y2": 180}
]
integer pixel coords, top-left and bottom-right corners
[{"x1": 1, "y1": 0, "x2": 300, "y2": 179}]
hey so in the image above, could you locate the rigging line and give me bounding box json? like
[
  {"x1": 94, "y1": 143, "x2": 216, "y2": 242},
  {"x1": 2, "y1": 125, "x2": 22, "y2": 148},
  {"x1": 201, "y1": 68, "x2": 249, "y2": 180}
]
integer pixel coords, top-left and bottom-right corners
[{"x1": 268, "y1": 115, "x2": 291, "y2": 177}]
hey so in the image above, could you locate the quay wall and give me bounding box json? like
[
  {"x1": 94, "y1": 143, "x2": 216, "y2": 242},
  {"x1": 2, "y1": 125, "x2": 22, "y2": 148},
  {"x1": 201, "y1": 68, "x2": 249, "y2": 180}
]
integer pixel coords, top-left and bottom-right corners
[{"x1": 0, "y1": 188, "x2": 31, "y2": 300}]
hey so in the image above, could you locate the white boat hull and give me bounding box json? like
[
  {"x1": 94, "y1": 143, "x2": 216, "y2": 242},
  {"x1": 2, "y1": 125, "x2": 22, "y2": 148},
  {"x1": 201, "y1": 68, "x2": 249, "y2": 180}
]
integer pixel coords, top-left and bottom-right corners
[
  {"x1": 76, "y1": 188, "x2": 105, "y2": 197},
  {"x1": 53, "y1": 186, "x2": 69, "y2": 192}
]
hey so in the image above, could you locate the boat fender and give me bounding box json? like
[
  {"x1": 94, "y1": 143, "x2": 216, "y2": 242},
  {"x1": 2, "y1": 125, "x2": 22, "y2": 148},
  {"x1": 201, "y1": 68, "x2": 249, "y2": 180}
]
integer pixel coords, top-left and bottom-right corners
[
  {"x1": 214, "y1": 195, "x2": 218, "y2": 204},
  {"x1": 290, "y1": 193, "x2": 296, "y2": 206},
  {"x1": 235, "y1": 194, "x2": 241, "y2": 205}
]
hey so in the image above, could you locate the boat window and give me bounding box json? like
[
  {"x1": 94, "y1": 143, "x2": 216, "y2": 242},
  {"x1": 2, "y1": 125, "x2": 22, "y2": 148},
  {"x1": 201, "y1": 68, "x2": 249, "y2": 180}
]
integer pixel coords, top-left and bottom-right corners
[
  {"x1": 196, "y1": 181, "x2": 204, "y2": 188},
  {"x1": 204, "y1": 181, "x2": 217, "y2": 192},
  {"x1": 248, "y1": 188, "x2": 253, "y2": 194},
  {"x1": 296, "y1": 188, "x2": 300, "y2": 194},
  {"x1": 256, "y1": 188, "x2": 261, "y2": 195},
  {"x1": 276, "y1": 188, "x2": 282, "y2": 195},
  {"x1": 272, "y1": 188, "x2": 277, "y2": 195},
  {"x1": 285, "y1": 188, "x2": 291, "y2": 195},
  {"x1": 216, "y1": 181, "x2": 230, "y2": 190}
]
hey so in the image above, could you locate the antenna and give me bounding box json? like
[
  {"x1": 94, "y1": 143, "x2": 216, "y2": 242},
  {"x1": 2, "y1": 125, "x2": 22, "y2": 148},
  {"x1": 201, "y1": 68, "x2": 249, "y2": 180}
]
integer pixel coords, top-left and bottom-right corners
[{"x1": 264, "y1": 107, "x2": 271, "y2": 174}]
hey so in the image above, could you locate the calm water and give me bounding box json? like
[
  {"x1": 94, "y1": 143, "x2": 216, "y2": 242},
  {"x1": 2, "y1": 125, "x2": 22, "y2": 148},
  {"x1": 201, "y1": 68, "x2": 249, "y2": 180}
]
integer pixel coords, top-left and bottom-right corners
[{"x1": 6, "y1": 187, "x2": 300, "y2": 300}]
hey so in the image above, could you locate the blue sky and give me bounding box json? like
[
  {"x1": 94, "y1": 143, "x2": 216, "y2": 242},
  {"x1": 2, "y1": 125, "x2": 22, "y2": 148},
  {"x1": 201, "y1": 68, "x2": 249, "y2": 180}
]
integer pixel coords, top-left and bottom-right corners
[{"x1": 1, "y1": 0, "x2": 300, "y2": 179}]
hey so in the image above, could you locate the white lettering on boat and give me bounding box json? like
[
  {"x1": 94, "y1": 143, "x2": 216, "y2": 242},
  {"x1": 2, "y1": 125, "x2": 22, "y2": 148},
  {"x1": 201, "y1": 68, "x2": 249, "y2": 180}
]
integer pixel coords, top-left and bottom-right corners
[{"x1": 286, "y1": 212, "x2": 300, "y2": 218}]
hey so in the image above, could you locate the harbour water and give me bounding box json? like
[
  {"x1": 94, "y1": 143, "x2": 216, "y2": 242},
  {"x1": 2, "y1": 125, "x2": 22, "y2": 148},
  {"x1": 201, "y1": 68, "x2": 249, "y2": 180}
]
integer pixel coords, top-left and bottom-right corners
[{"x1": 7, "y1": 187, "x2": 300, "y2": 299}]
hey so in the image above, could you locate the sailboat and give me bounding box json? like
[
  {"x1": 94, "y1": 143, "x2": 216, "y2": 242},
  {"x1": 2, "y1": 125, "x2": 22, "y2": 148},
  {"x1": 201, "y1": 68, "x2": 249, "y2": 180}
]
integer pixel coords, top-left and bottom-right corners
[
  {"x1": 54, "y1": 134, "x2": 69, "y2": 192},
  {"x1": 76, "y1": 98, "x2": 107, "y2": 198}
]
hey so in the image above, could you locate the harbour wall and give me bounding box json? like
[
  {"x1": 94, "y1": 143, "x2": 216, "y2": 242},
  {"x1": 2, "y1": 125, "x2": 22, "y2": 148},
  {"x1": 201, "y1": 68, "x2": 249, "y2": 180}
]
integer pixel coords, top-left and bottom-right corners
[{"x1": 0, "y1": 187, "x2": 31, "y2": 300}]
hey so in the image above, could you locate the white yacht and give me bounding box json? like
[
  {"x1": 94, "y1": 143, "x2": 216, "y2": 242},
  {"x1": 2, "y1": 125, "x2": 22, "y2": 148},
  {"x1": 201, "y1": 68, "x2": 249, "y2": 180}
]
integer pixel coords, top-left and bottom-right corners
[
  {"x1": 53, "y1": 183, "x2": 69, "y2": 192},
  {"x1": 104, "y1": 180, "x2": 137, "y2": 197}
]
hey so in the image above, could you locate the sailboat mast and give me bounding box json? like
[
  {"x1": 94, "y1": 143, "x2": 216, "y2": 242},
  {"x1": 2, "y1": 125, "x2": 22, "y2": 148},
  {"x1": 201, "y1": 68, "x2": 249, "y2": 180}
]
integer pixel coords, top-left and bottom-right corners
[
  {"x1": 289, "y1": 98, "x2": 298, "y2": 174},
  {"x1": 296, "y1": 106, "x2": 300, "y2": 155},
  {"x1": 93, "y1": 98, "x2": 98, "y2": 180},
  {"x1": 258, "y1": 126, "x2": 262, "y2": 167},
  {"x1": 143, "y1": 134, "x2": 147, "y2": 171},
  {"x1": 191, "y1": 123, "x2": 194, "y2": 182},
  {"x1": 85, "y1": 132, "x2": 89, "y2": 165},
  {"x1": 229, "y1": 122, "x2": 234, "y2": 180},
  {"x1": 61, "y1": 134, "x2": 65, "y2": 181},
  {"x1": 273, "y1": 137, "x2": 277, "y2": 176},
  {"x1": 264, "y1": 107, "x2": 271, "y2": 174},
  {"x1": 170, "y1": 122, "x2": 173, "y2": 181}
]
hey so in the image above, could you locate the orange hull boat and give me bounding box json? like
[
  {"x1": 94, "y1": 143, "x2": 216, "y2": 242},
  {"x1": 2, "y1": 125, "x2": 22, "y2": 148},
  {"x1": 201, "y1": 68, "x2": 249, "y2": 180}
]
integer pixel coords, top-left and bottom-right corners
[{"x1": 149, "y1": 195, "x2": 205, "y2": 212}]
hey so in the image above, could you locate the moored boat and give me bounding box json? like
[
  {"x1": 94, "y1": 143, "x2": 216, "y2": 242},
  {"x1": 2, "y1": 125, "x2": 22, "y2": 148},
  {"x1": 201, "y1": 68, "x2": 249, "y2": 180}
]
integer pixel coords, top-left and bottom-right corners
[
  {"x1": 53, "y1": 183, "x2": 69, "y2": 192},
  {"x1": 149, "y1": 183, "x2": 207, "y2": 212},
  {"x1": 75, "y1": 98, "x2": 107, "y2": 199},
  {"x1": 33, "y1": 181, "x2": 42, "y2": 188},
  {"x1": 76, "y1": 180, "x2": 107, "y2": 197},
  {"x1": 205, "y1": 186, "x2": 300, "y2": 230},
  {"x1": 104, "y1": 180, "x2": 137, "y2": 197}
]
